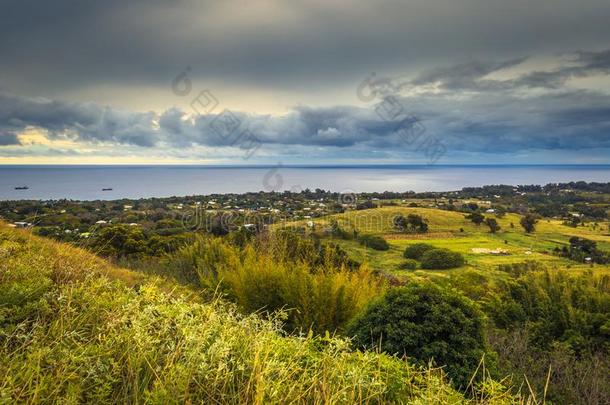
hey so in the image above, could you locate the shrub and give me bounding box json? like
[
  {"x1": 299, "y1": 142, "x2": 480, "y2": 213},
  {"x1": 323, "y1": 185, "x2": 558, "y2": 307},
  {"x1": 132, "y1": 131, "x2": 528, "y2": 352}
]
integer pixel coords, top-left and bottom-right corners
[
  {"x1": 168, "y1": 236, "x2": 383, "y2": 333},
  {"x1": 347, "y1": 283, "x2": 488, "y2": 388},
  {"x1": 403, "y1": 243, "x2": 436, "y2": 260},
  {"x1": 420, "y1": 249, "x2": 465, "y2": 269},
  {"x1": 358, "y1": 234, "x2": 390, "y2": 251},
  {"x1": 399, "y1": 259, "x2": 418, "y2": 270},
  {"x1": 356, "y1": 200, "x2": 375, "y2": 210}
]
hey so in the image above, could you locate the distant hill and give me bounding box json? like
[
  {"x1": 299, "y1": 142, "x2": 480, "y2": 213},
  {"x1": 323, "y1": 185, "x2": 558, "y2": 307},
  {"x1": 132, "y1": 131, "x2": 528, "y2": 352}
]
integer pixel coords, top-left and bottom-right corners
[{"x1": 284, "y1": 206, "x2": 610, "y2": 274}]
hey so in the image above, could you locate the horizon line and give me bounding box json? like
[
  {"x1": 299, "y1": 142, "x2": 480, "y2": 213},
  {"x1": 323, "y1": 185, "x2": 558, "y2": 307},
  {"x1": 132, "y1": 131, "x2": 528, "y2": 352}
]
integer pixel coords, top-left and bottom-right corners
[{"x1": 1, "y1": 163, "x2": 610, "y2": 168}]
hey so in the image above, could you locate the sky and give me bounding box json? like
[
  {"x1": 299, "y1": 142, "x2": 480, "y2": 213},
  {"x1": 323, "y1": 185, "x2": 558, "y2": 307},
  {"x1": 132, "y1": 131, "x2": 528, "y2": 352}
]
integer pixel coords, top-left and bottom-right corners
[{"x1": 1, "y1": 0, "x2": 610, "y2": 165}]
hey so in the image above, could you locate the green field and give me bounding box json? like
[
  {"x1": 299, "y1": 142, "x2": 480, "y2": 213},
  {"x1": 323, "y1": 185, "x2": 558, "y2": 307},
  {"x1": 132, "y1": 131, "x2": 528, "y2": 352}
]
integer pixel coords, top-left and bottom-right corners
[{"x1": 285, "y1": 206, "x2": 610, "y2": 276}]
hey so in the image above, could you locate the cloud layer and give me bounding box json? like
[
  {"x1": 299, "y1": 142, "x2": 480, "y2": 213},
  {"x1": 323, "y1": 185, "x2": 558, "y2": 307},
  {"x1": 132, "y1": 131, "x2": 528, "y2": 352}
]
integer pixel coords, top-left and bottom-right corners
[{"x1": 1, "y1": 0, "x2": 610, "y2": 163}]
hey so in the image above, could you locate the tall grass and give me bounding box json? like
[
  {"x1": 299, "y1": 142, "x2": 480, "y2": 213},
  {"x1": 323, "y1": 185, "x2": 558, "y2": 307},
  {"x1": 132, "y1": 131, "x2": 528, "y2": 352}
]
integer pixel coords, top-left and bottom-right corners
[{"x1": 166, "y1": 236, "x2": 383, "y2": 334}]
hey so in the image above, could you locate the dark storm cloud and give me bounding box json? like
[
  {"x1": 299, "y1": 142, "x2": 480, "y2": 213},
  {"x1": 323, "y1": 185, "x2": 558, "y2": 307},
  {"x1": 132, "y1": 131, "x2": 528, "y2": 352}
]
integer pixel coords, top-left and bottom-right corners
[
  {"x1": 0, "y1": 92, "x2": 159, "y2": 147},
  {"x1": 0, "y1": 131, "x2": 20, "y2": 146},
  {"x1": 163, "y1": 105, "x2": 399, "y2": 148},
  {"x1": 2, "y1": 0, "x2": 610, "y2": 94},
  {"x1": 2, "y1": 83, "x2": 610, "y2": 155}
]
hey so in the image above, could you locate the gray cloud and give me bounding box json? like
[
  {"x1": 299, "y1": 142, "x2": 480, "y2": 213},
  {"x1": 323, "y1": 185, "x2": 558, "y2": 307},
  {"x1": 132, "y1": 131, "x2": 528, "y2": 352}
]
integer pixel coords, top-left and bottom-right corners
[
  {"x1": 0, "y1": 92, "x2": 159, "y2": 147},
  {"x1": 0, "y1": 131, "x2": 20, "y2": 146},
  {"x1": 2, "y1": 0, "x2": 610, "y2": 100},
  {"x1": 2, "y1": 77, "x2": 610, "y2": 157},
  {"x1": 411, "y1": 58, "x2": 528, "y2": 90},
  {"x1": 409, "y1": 49, "x2": 610, "y2": 91}
]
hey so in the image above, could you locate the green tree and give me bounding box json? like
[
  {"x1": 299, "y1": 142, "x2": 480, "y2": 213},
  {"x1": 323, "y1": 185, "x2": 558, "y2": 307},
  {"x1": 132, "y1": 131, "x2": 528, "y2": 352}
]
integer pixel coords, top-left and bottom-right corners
[
  {"x1": 347, "y1": 283, "x2": 487, "y2": 388},
  {"x1": 393, "y1": 214, "x2": 428, "y2": 233},
  {"x1": 485, "y1": 217, "x2": 501, "y2": 233},
  {"x1": 465, "y1": 212, "x2": 485, "y2": 226},
  {"x1": 520, "y1": 214, "x2": 538, "y2": 233},
  {"x1": 90, "y1": 225, "x2": 147, "y2": 258}
]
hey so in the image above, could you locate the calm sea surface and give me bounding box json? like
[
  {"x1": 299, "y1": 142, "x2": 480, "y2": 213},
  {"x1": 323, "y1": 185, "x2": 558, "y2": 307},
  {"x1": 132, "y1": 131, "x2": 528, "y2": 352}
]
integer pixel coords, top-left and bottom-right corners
[{"x1": 0, "y1": 165, "x2": 609, "y2": 200}]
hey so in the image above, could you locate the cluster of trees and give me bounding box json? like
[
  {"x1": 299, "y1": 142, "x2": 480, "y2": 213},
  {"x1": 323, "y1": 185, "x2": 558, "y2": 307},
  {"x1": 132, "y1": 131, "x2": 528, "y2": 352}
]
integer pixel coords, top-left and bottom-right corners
[
  {"x1": 464, "y1": 211, "x2": 536, "y2": 234},
  {"x1": 464, "y1": 213, "x2": 501, "y2": 233},
  {"x1": 403, "y1": 243, "x2": 465, "y2": 269},
  {"x1": 448, "y1": 261, "x2": 610, "y2": 403},
  {"x1": 555, "y1": 236, "x2": 610, "y2": 264},
  {"x1": 87, "y1": 224, "x2": 193, "y2": 258},
  {"x1": 393, "y1": 214, "x2": 428, "y2": 233}
]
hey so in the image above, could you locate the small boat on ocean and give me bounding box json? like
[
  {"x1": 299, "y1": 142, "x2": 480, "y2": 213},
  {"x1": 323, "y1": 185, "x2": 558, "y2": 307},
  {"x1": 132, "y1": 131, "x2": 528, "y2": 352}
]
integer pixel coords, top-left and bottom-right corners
[
  {"x1": 102, "y1": 188, "x2": 113, "y2": 191},
  {"x1": 14, "y1": 186, "x2": 29, "y2": 190}
]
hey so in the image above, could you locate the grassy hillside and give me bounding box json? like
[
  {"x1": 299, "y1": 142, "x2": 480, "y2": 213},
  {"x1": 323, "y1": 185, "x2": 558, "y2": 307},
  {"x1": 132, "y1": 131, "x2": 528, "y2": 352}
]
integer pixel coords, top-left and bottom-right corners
[
  {"x1": 0, "y1": 223, "x2": 518, "y2": 404},
  {"x1": 286, "y1": 207, "x2": 610, "y2": 276}
]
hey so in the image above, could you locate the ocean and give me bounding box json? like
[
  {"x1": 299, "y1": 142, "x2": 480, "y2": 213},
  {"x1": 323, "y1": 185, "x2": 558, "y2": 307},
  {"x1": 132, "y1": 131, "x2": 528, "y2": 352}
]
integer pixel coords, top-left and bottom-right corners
[{"x1": 0, "y1": 165, "x2": 609, "y2": 200}]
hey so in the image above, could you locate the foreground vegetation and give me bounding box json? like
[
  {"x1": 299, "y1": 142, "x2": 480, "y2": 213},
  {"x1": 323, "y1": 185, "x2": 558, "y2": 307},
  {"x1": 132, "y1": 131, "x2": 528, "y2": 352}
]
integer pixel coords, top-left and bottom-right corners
[{"x1": 0, "y1": 224, "x2": 520, "y2": 404}]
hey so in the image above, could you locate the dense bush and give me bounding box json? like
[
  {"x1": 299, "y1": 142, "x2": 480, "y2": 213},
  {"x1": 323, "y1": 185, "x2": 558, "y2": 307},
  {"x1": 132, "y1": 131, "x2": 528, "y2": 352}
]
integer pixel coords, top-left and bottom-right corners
[
  {"x1": 483, "y1": 262, "x2": 610, "y2": 404},
  {"x1": 420, "y1": 248, "x2": 465, "y2": 269},
  {"x1": 484, "y1": 267, "x2": 610, "y2": 352},
  {"x1": 347, "y1": 283, "x2": 488, "y2": 388},
  {"x1": 489, "y1": 327, "x2": 610, "y2": 404},
  {"x1": 399, "y1": 258, "x2": 418, "y2": 270},
  {"x1": 403, "y1": 243, "x2": 436, "y2": 260},
  {"x1": 357, "y1": 234, "x2": 390, "y2": 251}
]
